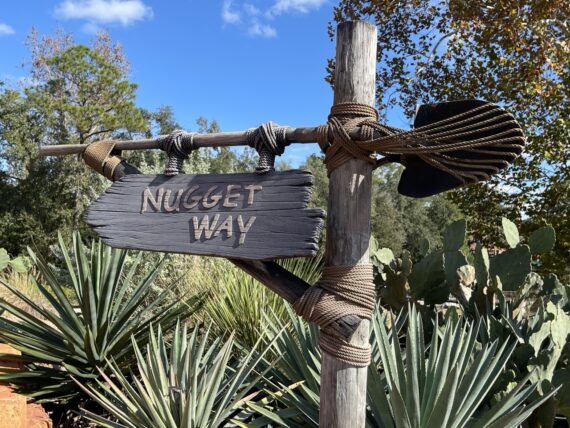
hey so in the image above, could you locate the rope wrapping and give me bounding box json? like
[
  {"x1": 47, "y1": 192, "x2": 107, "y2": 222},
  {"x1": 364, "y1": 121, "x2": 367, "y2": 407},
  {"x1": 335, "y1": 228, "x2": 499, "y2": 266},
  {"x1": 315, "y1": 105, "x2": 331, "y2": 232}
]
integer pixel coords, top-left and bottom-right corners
[
  {"x1": 246, "y1": 122, "x2": 290, "y2": 174},
  {"x1": 295, "y1": 99, "x2": 525, "y2": 366},
  {"x1": 82, "y1": 140, "x2": 122, "y2": 181},
  {"x1": 157, "y1": 130, "x2": 196, "y2": 176},
  {"x1": 293, "y1": 264, "x2": 376, "y2": 367},
  {"x1": 317, "y1": 100, "x2": 525, "y2": 197}
]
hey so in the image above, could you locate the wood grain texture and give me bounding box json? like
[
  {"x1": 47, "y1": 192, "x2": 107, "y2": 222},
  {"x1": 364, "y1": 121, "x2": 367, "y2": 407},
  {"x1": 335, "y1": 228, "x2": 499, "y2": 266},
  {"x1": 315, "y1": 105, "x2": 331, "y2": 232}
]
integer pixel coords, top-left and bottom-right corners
[
  {"x1": 109, "y1": 161, "x2": 363, "y2": 339},
  {"x1": 320, "y1": 21, "x2": 377, "y2": 428},
  {"x1": 86, "y1": 170, "x2": 325, "y2": 260}
]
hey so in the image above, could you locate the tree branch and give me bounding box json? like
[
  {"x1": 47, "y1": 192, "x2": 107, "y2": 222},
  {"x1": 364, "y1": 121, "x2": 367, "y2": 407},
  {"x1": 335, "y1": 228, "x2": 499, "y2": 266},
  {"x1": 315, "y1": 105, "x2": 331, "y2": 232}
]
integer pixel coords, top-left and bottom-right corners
[{"x1": 86, "y1": 128, "x2": 113, "y2": 140}]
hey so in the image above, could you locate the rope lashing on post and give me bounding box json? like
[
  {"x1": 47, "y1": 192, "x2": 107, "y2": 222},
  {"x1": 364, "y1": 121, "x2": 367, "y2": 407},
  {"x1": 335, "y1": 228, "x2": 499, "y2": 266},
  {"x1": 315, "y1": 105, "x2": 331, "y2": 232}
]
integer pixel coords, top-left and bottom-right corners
[
  {"x1": 293, "y1": 264, "x2": 376, "y2": 367},
  {"x1": 156, "y1": 130, "x2": 196, "y2": 176},
  {"x1": 82, "y1": 140, "x2": 123, "y2": 180},
  {"x1": 292, "y1": 100, "x2": 525, "y2": 366},
  {"x1": 317, "y1": 100, "x2": 525, "y2": 196},
  {"x1": 246, "y1": 121, "x2": 291, "y2": 174},
  {"x1": 316, "y1": 103, "x2": 379, "y2": 172}
]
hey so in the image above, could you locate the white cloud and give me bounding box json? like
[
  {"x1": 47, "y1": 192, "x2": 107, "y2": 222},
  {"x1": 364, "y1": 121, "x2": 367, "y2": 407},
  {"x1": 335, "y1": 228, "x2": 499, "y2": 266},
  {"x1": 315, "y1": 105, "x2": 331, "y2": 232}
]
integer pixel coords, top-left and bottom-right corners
[
  {"x1": 243, "y1": 3, "x2": 261, "y2": 16},
  {"x1": 0, "y1": 23, "x2": 15, "y2": 36},
  {"x1": 248, "y1": 21, "x2": 277, "y2": 38},
  {"x1": 222, "y1": 0, "x2": 327, "y2": 38},
  {"x1": 222, "y1": 0, "x2": 241, "y2": 24},
  {"x1": 271, "y1": 0, "x2": 327, "y2": 15},
  {"x1": 55, "y1": 0, "x2": 153, "y2": 27}
]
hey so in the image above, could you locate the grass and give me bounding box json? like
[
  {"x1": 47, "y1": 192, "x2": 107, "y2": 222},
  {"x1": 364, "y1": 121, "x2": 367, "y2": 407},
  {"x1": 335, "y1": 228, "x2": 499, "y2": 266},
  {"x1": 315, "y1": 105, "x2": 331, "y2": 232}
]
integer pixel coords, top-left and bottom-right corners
[
  {"x1": 154, "y1": 252, "x2": 324, "y2": 349},
  {"x1": 0, "y1": 270, "x2": 52, "y2": 321}
]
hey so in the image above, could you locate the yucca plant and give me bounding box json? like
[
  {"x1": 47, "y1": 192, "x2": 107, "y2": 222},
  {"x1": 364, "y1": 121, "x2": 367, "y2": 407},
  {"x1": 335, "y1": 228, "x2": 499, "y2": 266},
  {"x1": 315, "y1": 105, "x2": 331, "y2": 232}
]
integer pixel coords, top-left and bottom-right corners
[
  {"x1": 367, "y1": 306, "x2": 556, "y2": 428},
  {"x1": 245, "y1": 306, "x2": 405, "y2": 428},
  {"x1": 249, "y1": 305, "x2": 322, "y2": 427},
  {"x1": 78, "y1": 322, "x2": 278, "y2": 427},
  {"x1": 202, "y1": 254, "x2": 323, "y2": 349},
  {"x1": 0, "y1": 233, "x2": 203, "y2": 402},
  {"x1": 244, "y1": 305, "x2": 555, "y2": 427}
]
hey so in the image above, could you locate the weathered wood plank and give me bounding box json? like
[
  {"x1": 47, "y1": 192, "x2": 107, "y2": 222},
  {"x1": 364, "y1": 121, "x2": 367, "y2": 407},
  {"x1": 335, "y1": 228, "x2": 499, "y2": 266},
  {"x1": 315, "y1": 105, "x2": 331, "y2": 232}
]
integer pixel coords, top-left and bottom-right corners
[
  {"x1": 86, "y1": 170, "x2": 325, "y2": 260},
  {"x1": 110, "y1": 161, "x2": 362, "y2": 339}
]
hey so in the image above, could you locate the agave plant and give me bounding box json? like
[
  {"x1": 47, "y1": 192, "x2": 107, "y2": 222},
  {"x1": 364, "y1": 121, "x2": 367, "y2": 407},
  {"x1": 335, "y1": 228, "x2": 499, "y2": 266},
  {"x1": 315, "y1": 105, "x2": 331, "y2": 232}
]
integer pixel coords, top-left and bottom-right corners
[
  {"x1": 0, "y1": 233, "x2": 203, "y2": 402},
  {"x1": 367, "y1": 306, "x2": 556, "y2": 428},
  {"x1": 243, "y1": 305, "x2": 555, "y2": 427},
  {"x1": 245, "y1": 306, "x2": 406, "y2": 427},
  {"x1": 251, "y1": 305, "x2": 322, "y2": 427},
  {"x1": 78, "y1": 322, "x2": 277, "y2": 427}
]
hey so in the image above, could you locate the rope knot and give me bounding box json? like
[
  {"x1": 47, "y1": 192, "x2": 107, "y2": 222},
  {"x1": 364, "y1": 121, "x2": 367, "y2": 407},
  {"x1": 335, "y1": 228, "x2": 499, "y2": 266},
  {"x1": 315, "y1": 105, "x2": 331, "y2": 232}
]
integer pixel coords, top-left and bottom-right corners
[
  {"x1": 159, "y1": 130, "x2": 196, "y2": 176},
  {"x1": 293, "y1": 264, "x2": 375, "y2": 367},
  {"x1": 246, "y1": 121, "x2": 290, "y2": 174},
  {"x1": 318, "y1": 103, "x2": 379, "y2": 175},
  {"x1": 318, "y1": 100, "x2": 526, "y2": 195}
]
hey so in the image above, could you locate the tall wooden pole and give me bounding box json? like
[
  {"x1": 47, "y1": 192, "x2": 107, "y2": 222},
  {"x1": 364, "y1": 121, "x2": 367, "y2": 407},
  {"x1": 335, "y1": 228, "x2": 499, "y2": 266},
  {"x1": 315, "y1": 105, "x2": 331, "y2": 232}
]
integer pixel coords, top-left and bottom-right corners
[{"x1": 320, "y1": 21, "x2": 377, "y2": 428}]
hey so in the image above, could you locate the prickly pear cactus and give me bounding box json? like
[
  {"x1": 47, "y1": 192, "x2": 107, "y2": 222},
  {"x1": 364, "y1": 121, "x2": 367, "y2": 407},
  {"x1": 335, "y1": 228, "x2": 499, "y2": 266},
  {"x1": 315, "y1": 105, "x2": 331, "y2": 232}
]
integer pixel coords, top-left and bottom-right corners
[
  {"x1": 372, "y1": 217, "x2": 561, "y2": 311},
  {"x1": 372, "y1": 218, "x2": 569, "y2": 423}
]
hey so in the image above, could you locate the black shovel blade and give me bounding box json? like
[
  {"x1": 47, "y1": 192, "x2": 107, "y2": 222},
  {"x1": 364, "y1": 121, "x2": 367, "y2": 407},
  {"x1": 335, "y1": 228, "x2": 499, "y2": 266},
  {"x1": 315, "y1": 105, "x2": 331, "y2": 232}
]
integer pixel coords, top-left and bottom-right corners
[{"x1": 397, "y1": 99, "x2": 525, "y2": 198}]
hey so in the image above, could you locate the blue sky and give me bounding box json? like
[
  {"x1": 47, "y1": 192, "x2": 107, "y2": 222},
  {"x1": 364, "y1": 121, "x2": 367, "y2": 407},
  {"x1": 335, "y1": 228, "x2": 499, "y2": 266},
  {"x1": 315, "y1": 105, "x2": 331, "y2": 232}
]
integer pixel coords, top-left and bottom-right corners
[{"x1": 0, "y1": 1, "x2": 405, "y2": 166}]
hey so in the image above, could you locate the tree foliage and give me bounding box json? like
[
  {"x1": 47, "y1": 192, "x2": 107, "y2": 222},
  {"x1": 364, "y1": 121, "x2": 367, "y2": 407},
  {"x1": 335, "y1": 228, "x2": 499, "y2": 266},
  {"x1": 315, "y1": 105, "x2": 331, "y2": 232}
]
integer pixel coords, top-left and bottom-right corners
[
  {"x1": 0, "y1": 30, "x2": 258, "y2": 257},
  {"x1": 302, "y1": 154, "x2": 461, "y2": 255},
  {"x1": 332, "y1": 0, "x2": 570, "y2": 278},
  {"x1": 0, "y1": 30, "x2": 147, "y2": 254}
]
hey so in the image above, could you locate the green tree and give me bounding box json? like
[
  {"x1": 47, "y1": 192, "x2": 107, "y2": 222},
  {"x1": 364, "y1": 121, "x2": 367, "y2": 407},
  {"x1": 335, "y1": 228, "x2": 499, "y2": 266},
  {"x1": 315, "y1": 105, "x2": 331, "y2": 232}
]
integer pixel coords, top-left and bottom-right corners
[
  {"x1": 196, "y1": 116, "x2": 258, "y2": 174},
  {"x1": 332, "y1": 0, "x2": 570, "y2": 277},
  {"x1": 26, "y1": 31, "x2": 147, "y2": 228},
  {"x1": 0, "y1": 30, "x2": 147, "y2": 255},
  {"x1": 0, "y1": 82, "x2": 76, "y2": 254},
  {"x1": 301, "y1": 154, "x2": 329, "y2": 209},
  {"x1": 377, "y1": 166, "x2": 463, "y2": 256},
  {"x1": 124, "y1": 105, "x2": 184, "y2": 174},
  {"x1": 370, "y1": 183, "x2": 406, "y2": 254}
]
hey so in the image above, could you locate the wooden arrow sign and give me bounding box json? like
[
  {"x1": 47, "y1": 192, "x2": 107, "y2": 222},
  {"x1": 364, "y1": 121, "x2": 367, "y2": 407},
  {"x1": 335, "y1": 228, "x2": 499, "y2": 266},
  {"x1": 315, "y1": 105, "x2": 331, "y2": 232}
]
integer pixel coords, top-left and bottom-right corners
[{"x1": 85, "y1": 170, "x2": 325, "y2": 260}]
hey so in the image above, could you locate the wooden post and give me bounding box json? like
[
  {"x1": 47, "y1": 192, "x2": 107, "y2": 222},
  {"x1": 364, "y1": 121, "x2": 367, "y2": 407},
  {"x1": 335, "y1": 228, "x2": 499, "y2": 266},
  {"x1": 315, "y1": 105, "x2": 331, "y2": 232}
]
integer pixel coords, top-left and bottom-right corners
[{"x1": 320, "y1": 21, "x2": 377, "y2": 428}]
